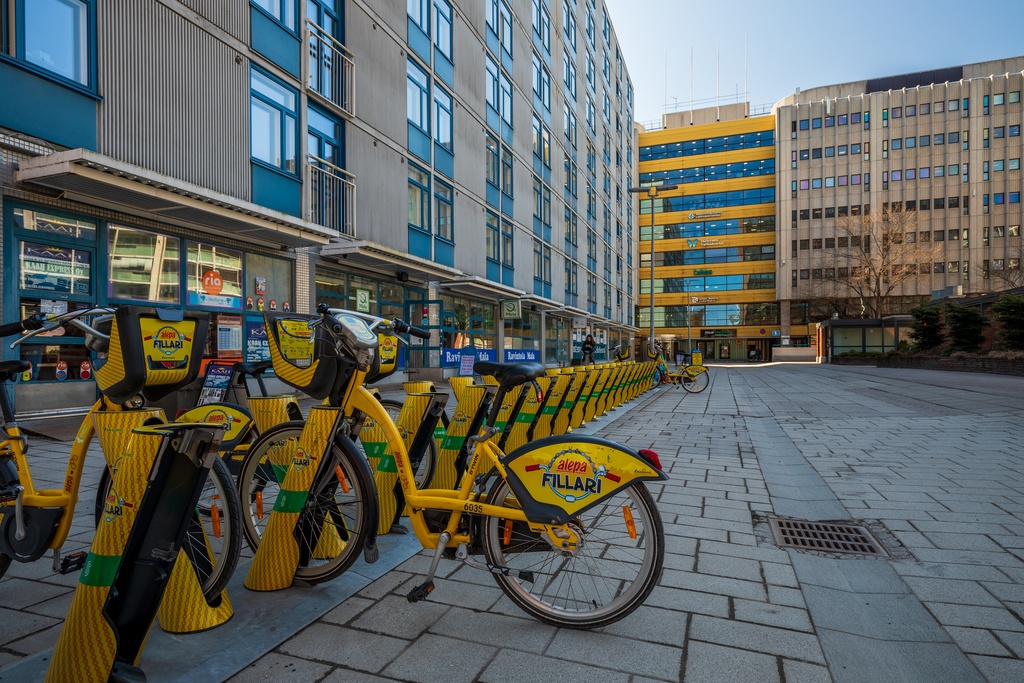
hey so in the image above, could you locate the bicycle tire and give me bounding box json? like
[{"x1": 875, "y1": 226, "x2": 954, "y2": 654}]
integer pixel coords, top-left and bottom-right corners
[
  {"x1": 237, "y1": 427, "x2": 374, "y2": 584},
  {"x1": 235, "y1": 421, "x2": 305, "y2": 551},
  {"x1": 682, "y1": 368, "x2": 710, "y2": 393},
  {"x1": 481, "y1": 477, "x2": 664, "y2": 629},
  {"x1": 93, "y1": 455, "x2": 242, "y2": 600},
  {"x1": 380, "y1": 398, "x2": 437, "y2": 489}
]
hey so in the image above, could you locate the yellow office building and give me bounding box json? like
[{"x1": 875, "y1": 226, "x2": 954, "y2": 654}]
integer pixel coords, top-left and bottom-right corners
[{"x1": 636, "y1": 104, "x2": 778, "y2": 362}]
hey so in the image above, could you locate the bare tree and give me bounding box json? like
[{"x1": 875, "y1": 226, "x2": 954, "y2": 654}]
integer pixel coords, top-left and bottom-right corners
[
  {"x1": 829, "y1": 205, "x2": 941, "y2": 318},
  {"x1": 989, "y1": 229, "x2": 1024, "y2": 289}
]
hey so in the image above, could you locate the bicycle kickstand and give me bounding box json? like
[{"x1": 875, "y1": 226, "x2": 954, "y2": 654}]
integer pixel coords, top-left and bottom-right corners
[{"x1": 407, "y1": 531, "x2": 450, "y2": 603}]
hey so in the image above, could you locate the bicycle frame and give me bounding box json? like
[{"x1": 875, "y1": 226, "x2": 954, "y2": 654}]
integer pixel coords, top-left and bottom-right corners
[{"x1": 345, "y1": 384, "x2": 530, "y2": 552}]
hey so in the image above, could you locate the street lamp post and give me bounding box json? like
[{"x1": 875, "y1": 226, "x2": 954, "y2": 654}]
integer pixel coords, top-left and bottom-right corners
[{"x1": 629, "y1": 183, "x2": 678, "y2": 357}]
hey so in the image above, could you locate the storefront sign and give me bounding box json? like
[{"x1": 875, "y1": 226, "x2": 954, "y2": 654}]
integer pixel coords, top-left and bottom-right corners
[
  {"x1": 245, "y1": 319, "x2": 271, "y2": 363},
  {"x1": 500, "y1": 299, "x2": 521, "y2": 320},
  {"x1": 55, "y1": 360, "x2": 68, "y2": 381},
  {"x1": 355, "y1": 288, "x2": 371, "y2": 313},
  {"x1": 504, "y1": 348, "x2": 539, "y2": 362},
  {"x1": 217, "y1": 314, "x2": 243, "y2": 359},
  {"x1": 691, "y1": 296, "x2": 719, "y2": 304},
  {"x1": 443, "y1": 347, "x2": 496, "y2": 368},
  {"x1": 702, "y1": 330, "x2": 736, "y2": 337},
  {"x1": 202, "y1": 270, "x2": 224, "y2": 295},
  {"x1": 693, "y1": 269, "x2": 712, "y2": 276},
  {"x1": 79, "y1": 361, "x2": 91, "y2": 380},
  {"x1": 687, "y1": 212, "x2": 722, "y2": 220}
]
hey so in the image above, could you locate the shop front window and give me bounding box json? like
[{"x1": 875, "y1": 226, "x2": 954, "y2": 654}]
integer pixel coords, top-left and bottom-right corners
[
  {"x1": 246, "y1": 253, "x2": 294, "y2": 312},
  {"x1": 187, "y1": 241, "x2": 242, "y2": 309},
  {"x1": 108, "y1": 225, "x2": 180, "y2": 303},
  {"x1": 19, "y1": 242, "x2": 91, "y2": 295},
  {"x1": 13, "y1": 207, "x2": 95, "y2": 240}
]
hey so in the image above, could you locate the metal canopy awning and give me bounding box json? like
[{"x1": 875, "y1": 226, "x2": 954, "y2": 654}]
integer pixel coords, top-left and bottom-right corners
[
  {"x1": 520, "y1": 294, "x2": 565, "y2": 312},
  {"x1": 439, "y1": 275, "x2": 525, "y2": 301},
  {"x1": 16, "y1": 149, "x2": 335, "y2": 248},
  {"x1": 320, "y1": 239, "x2": 462, "y2": 282}
]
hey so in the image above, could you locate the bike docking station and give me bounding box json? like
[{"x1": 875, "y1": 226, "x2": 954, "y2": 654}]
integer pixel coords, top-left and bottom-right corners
[{"x1": 46, "y1": 421, "x2": 226, "y2": 683}]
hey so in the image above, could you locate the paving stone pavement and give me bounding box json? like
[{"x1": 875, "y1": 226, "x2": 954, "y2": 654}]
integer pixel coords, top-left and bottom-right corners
[{"x1": 4, "y1": 364, "x2": 1024, "y2": 682}]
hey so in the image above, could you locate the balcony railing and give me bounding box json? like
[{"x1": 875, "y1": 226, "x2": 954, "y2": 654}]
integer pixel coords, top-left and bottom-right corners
[
  {"x1": 307, "y1": 154, "x2": 356, "y2": 238},
  {"x1": 306, "y1": 19, "x2": 355, "y2": 117}
]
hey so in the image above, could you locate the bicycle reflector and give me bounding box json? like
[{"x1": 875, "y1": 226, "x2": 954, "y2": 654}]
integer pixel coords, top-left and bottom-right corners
[{"x1": 638, "y1": 449, "x2": 663, "y2": 471}]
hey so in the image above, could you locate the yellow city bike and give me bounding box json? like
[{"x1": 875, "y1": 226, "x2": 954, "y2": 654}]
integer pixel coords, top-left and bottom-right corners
[
  {"x1": 239, "y1": 305, "x2": 668, "y2": 628},
  {"x1": 0, "y1": 307, "x2": 241, "y2": 598}
]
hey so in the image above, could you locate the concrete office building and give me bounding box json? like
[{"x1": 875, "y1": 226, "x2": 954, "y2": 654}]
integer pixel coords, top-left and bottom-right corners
[
  {"x1": 775, "y1": 56, "x2": 1024, "y2": 345},
  {"x1": 636, "y1": 105, "x2": 778, "y2": 362},
  {"x1": 0, "y1": 0, "x2": 637, "y2": 412}
]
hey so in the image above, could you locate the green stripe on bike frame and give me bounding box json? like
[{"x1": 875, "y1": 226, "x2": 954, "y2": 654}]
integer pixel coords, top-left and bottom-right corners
[
  {"x1": 79, "y1": 553, "x2": 121, "y2": 587},
  {"x1": 273, "y1": 489, "x2": 311, "y2": 513},
  {"x1": 541, "y1": 406, "x2": 557, "y2": 415},
  {"x1": 272, "y1": 463, "x2": 289, "y2": 483}
]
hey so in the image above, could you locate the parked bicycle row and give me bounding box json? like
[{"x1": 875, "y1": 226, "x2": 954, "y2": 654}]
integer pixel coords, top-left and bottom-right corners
[{"x1": 0, "y1": 304, "x2": 672, "y2": 682}]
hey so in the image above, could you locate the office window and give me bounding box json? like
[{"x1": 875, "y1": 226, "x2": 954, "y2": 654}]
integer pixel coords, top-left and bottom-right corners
[
  {"x1": 905, "y1": 137, "x2": 915, "y2": 148},
  {"x1": 906, "y1": 105, "x2": 916, "y2": 116},
  {"x1": 532, "y1": 52, "x2": 551, "y2": 110},
  {"x1": 1011, "y1": 125, "x2": 1021, "y2": 137},
  {"x1": 812, "y1": 147, "x2": 823, "y2": 159},
  {"x1": 1010, "y1": 92, "x2": 1021, "y2": 104},
  {"x1": 892, "y1": 138, "x2": 901, "y2": 150},
  {"x1": 948, "y1": 132, "x2": 959, "y2": 143},
  {"x1": 994, "y1": 126, "x2": 1005, "y2": 139},
  {"x1": 485, "y1": 135, "x2": 499, "y2": 187},
  {"x1": 1011, "y1": 158, "x2": 1021, "y2": 171},
  {"x1": 501, "y1": 147, "x2": 513, "y2": 196},
  {"x1": 499, "y1": 1, "x2": 512, "y2": 55},
  {"x1": 9, "y1": 0, "x2": 95, "y2": 86},
  {"x1": 435, "y1": 179, "x2": 453, "y2": 241},
  {"x1": 586, "y1": 96, "x2": 596, "y2": 131},
  {"x1": 891, "y1": 107, "x2": 901, "y2": 118},
  {"x1": 486, "y1": 211, "x2": 500, "y2": 262},
  {"x1": 994, "y1": 160, "x2": 1005, "y2": 172},
  {"x1": 251, "y1": 67, "x2": 297, "y2": 173},
  {"x1": 406, "y1": 60, "x2": 430, "y2": 134},
  {"x1": 933, "y1": 133, "x2": 944, "y2": 145},
  {"x1": 532, "y1": 0, "x2": 550, "y2": 51},
  {"x1": 485, "y1": 56, "x2": 499, "y2": 114},
  {"x1": 564, "y1": 51, "x2": 577, "y2": 98},
  {"x1": 408, "y1": 165, "x2": 430, "y2": 232},
  {"x1": 564, "y1": 102, "x2": 578, "y2": 148},
  {"x1": 502, "y1": 219, "x2": 514, "y2": 267},
  {"x1": 434, "y1": 84, "x2": 452, "y2": 150},
  {"x1": 563, "y1": 2, "x2": 576, "y2": 50},
  {"x1": 825, "y1": 146, "x2": 835, "y2": 157},
  {"x1": 434, "y1": 0, "x2": 452, "y2": 59},
  {"x1": 499, "y1": 71, "x2": 513, "y2": 126},
  {"x1": 532, "y1": 115, "x2": 551, "y2": 167},
  {"x1": 919, "y1": 135, "x2": 929, "y2": 147},
  {"x1": 406, "y1": 0, "x2": 429, "y2": 34}
]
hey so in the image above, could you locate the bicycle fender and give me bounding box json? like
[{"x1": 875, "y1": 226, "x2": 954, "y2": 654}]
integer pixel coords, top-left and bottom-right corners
[
  {"x1": 500, "y1": 435, "x2": 668, "y2": 525},
  {"x1": 175, "y1": 403, "x2": 253, "y2": 451}
]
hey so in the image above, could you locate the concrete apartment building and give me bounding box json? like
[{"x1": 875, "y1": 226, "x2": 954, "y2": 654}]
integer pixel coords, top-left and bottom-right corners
[
  {"x1": 636, "y1": 105, "x2": 778, "y2": 362},
  {"x1": 0, "y1": 0, "x2": 637, "y2": 413},
  {"x1": 775, "y1": 56, "x2": 1024, "y2": 345}
]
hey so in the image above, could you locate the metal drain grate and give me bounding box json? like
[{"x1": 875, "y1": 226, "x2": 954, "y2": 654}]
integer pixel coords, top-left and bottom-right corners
[{"x1": 768, "y1": 518, "x2": 887, "y2": 557}]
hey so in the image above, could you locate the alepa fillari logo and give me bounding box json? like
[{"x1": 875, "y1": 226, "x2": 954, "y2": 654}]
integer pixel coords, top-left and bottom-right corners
[
  {"x1": 526, "y1": 447, "x2": 621, "y2": 504},
  {"x1": 147, "y1": 325, "x2": 191, "y2": 356}
]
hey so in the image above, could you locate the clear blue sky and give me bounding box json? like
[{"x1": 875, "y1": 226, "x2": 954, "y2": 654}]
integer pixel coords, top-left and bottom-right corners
[{"x1": 605, "y1": 0, "x2": 1024, "y2": 125}]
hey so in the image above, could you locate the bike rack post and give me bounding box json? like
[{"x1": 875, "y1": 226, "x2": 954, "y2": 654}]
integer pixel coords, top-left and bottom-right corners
[
  {"x1": 247, "y1": 395, "x2": 303, "y2": 433},
  {"x1": 245, "y1": 405, "x2": 345, "y2": 592},
  {"x1": 503, "y1": 375, "x2": 549, "y2": 452},
  {"x1": 435, "y1": 382, "x2": 490, "y2": 490},
  {"x1": 92, "y1": 410, "x2": 235, "y2": 635},
  {"x1": 551, "y1": 369, "x2": 579, "y2": 436},
  {"x1": 568, "y1": 368, "x2": 598, "y2": 430},
  {"x1": 361, "y1": 388, "x2": 445, "y2": 534},
  {"x1": 46, "y1": 423, "x2": 224, "y2": 683}
]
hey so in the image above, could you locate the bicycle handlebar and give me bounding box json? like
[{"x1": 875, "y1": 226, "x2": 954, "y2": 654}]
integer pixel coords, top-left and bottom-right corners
[
  {"x1": 315, "y1": 303, "x2": 430, "y2": 342},
  {"x1": 8, "y1": 307, "x2": 114, "y2": 351},
  {"x1": 0, "y1": 312, "x2": 47, "y2": 339}
]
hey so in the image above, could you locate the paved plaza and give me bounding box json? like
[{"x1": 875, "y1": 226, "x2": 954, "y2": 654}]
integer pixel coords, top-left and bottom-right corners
[{"x1": 3, "y1": 363, "x2": 1024, "y2": 682}]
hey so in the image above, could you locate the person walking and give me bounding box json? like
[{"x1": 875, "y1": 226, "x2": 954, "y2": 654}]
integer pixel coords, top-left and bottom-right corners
[{"x1": 581, "y1": 334, "x2": 596, "y2": 364}]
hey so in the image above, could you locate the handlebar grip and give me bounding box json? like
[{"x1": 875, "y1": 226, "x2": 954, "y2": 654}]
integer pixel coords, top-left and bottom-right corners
[
  {"x1": 322, "y1": 313, "x2": 345, "y2": 335},
  {"x1": 0, "y1": 321, "x2": 26, "y2": 338},
  {"x1": 393, "y1": 319, "x2": 430, "y2": 340}
]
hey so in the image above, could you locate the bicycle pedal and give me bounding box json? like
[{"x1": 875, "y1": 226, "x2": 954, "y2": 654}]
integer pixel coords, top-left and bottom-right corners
[
  {"x1": 406, "y1": 581, "x2": 435, "y2": 603},
  {"x1": 59, "y1": 551, "x2": 87, "y2": 575}
]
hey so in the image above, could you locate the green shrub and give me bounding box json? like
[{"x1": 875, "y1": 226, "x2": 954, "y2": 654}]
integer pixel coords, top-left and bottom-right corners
[
  {"x1": 908, "y1": 305, "x2": 944, "y2": 351},
  {"x1": 990, "y1": 294, "x2": 1024, "y2": 351},
  {"x1": 944, "y1": 303, "x2": 988, "y2": 353}
]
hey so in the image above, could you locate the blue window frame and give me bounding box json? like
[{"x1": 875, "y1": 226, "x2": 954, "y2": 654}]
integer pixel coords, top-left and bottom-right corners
[
  {"x1": 434, "y1": 179, "x2": 453, "y2": 241},
  {"x1": 434, "y1": 0, "x2": 452, "y2": 59},
  {"x1": 407, "y1": 59, "x2": 430, "y2": 134},
  {"x1": 408, "y1": 164, "x2": 430, "y2": 233},
  {"x1": 407, "y1": 0, "x2": 429, "y2": 34},
  {"x1": 434, "y1": 84, "x2": 452, "y2": 150},
  {"x1": 252, "y1": 0, "x2": 297, "y2": 31},
  {"x1": 7, "y1": 0, "x2": 97, "y2": 90},
  {"x1": 250, "y1": 66, "x2": 298, "y2": 174}
]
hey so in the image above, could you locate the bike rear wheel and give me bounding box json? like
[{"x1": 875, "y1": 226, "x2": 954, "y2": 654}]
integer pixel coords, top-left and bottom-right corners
[
  {"x1": 481, "y1": 477, "x2": 664, "y2": 628},
  {"x1": 682, "y1": 368, "x2": 710, "y2": 393},
  {"x1": 94, "y1": 455, "x2": 242, "y2": 600},
  {"x1": 237, "y1": 427, "x2": 374, "y2": 584}
]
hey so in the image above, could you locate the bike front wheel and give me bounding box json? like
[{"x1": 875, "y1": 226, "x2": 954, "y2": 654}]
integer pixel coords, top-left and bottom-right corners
[
  {"x1": 94, "y1": 454, "x2": 242, "y2": 600},
  {"x1": 481, "y1": 477, "x2": 664, "y2": 629},
  {"x1": 236, "y1": 427, "x2": 374, "y2": 584},
  {"x1": 682, "y1": 369, "x2": 710, "y2": 393}
]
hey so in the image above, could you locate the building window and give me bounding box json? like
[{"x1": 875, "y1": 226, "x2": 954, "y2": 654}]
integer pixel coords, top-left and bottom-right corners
[
  {"x1": 499, "y1": 1, "x2": 512, "y2": 56},
  {"x1": 486, "y1": 211, "x2": 500, "y2": 262},
  {"x1": 408, "y1": 165, "x2": 430, "y2": 232},
  {"x1": 406, "y1": 0, "x2": 429, "y2": 34},
  {"x1": 407, "y1": 60, "x2": 430, "y2": 134},
  {"x1": 564, "y1": 51, "x2": 577, "y2": 98},
  {"x1": 532, "y1": 115, "x2": 551, "y2": 167},
  {"x1": 434, "y1": 0, "x2": 452, "y2": 59},
  {"x1": 564, "y1": 102, "x2": 578, "y2": 148},
  {"x1": 501, "y1": 147, "x2": 514, "y2": 196},
  {"x1": 485, "y1": 135, "x2": 499, "y2": 187},
  {"x1": 499, "y1": 71, "x2": 513, "y2": 126},
  {"x1": 501, "y1": 219, "x2": 514, "y2": 267},
  {"x1": 250, "y1": 67, "x2": 298, "y2": 173},
  {"x1": 6, "y1": 0, "x2": 96, "y2": 87},
  {"x1": 108, "y1": 225, "x2": 181, "y2": 303},
  {"x1": 532, "y1": 52, "x2": 551, "y2": 110},
  {"x1": 563, "y1": 2, "x2": 576, "y2": 50},
  {"x1": 532, "y1": 0, "x2": 550, "y2": 51},
  {"x1": 434, "y1": 84, "x2": 452, "y2": 150},
  {"x1": 435, "y1": 179, "x2": 453, "y2": 241}
]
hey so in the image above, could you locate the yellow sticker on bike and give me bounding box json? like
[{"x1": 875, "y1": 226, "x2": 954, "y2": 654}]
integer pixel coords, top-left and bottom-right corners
[{"x1": 504, "y1": 438, "x2": 666, "y2": 520}]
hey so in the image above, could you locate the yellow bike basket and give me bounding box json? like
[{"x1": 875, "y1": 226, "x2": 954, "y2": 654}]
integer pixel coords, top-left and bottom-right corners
[{"x1": 264, "y1": 312, "x2": 344, "y2": 400}]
